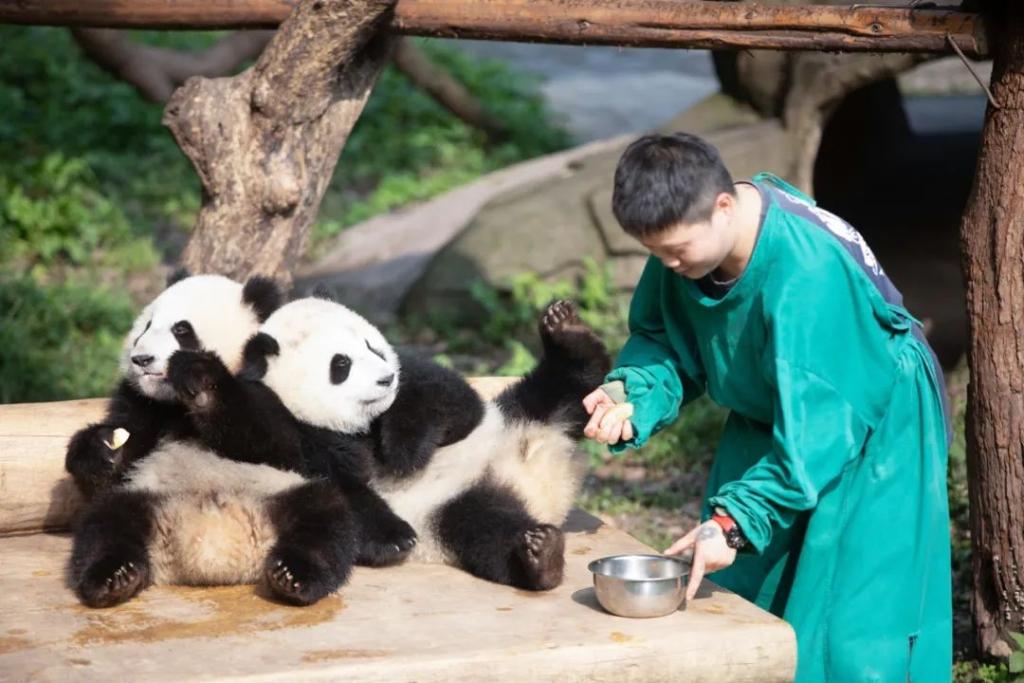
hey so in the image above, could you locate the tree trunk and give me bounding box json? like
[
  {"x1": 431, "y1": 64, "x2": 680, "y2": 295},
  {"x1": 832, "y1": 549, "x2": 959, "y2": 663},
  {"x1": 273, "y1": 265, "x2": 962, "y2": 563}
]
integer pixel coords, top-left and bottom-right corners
[
  {"x1": 163, "y1": 0, "x2": 396, "y2": 284},
  {"x1": 960, "y1": 0, "x2": 1024, "y2": 660}
]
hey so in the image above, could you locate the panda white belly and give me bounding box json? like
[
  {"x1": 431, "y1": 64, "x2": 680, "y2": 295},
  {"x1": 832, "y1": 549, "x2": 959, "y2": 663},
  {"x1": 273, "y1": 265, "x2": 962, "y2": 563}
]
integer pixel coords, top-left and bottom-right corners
[
  {"x1": 373, "y1": 403, "x2": 585, "y2": 563},
  {"x1": 123, "y1": 441, "x2": 307, "y2": 586}
]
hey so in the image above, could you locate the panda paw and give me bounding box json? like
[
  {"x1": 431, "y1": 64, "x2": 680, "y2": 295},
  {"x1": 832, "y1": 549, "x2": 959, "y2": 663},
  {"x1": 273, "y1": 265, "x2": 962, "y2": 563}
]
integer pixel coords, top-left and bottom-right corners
[
  {"x1": 514, "y1": 524, "x2": 565, "y2": 591},
  {"x1": 167, "y1": 350, "x2": 230, "y2": 412},
  {"x1": 75, "y1": 555, "x2": 149, "y2": 608},
  {"x1": 265, "y1": 552, "x2": 333, "y2": 606},
  {"x1": 65, "y1": 424, "x2": 126, "y2": 495},
  {"x1": 357, "y1": 515, "x2": 417, "y2": 567},
  {"x1": 539, "y1": 300, "x2": 607, "y2": 363}
]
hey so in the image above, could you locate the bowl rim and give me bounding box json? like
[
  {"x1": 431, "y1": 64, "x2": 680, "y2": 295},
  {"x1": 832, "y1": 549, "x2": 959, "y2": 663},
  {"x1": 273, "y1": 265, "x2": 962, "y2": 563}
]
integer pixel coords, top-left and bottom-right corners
[{"x1": 587, "y1": 553, "x2": 689, "y2": 581}]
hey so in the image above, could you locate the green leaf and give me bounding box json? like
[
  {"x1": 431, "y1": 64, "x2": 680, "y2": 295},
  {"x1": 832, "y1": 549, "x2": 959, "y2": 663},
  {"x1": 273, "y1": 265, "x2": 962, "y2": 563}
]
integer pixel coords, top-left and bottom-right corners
[
  {"x1": 1011, "y1": 632, "x2": 1024, "y2": 650},
  {"x1": 1010, "y1": 651, "x2": 1024, "y2": 674}
]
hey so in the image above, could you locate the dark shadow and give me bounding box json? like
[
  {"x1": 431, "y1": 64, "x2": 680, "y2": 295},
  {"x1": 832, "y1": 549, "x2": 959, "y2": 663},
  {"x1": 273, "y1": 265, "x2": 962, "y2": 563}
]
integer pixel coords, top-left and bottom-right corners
[{"x1": 563, "y1": 508, "x2": 603, "y2": 534}]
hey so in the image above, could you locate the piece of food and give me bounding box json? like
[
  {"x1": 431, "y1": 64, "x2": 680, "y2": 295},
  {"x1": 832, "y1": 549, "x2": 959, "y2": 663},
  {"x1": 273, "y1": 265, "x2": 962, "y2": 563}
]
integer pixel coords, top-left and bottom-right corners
[{"x1": 103, "y1": 428, "x2": 130, "y2": 450}]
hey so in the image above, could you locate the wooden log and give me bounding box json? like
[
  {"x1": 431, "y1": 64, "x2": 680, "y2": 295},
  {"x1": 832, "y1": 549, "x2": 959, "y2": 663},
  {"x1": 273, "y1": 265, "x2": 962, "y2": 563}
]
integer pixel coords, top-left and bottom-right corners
[
  {"x1": 0, "y1": 0, "x2": 990, "y2": 58},
  {"x1": 0, "y1": 379, "x2": 517, "y2": 536}
]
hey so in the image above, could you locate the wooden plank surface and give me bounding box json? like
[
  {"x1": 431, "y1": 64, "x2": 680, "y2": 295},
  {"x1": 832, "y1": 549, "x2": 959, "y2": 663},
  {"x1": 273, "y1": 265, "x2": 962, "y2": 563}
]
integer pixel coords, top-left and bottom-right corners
[
  {"x1": 0, "y1": 391, "x2": 795, "y2": 680},
  {"x1": 0, "y1": 517, "x2": 796, "y2": 682}
]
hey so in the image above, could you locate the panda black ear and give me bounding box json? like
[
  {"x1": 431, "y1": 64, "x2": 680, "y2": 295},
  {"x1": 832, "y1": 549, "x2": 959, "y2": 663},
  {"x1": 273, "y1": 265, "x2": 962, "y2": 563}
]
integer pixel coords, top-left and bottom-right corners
[
  {"x1": 166, "y1": 267, "x2": 191, "y2": 288},
  {"x1": 311, "y1": 283, "x2": 336, "y2": 302},
  {"x1": 243, "y1": 276, "x2": 283, "y2": 323},
  {"x1": 240, "y1": 332, "x2": 280, "y2": 381}
]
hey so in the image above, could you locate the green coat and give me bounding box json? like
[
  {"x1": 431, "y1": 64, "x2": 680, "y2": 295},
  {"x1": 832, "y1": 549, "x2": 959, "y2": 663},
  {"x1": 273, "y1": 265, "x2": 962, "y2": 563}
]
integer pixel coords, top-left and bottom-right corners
[{"x1": 606, "y1": 174, "x2": 952, "y2": 682}]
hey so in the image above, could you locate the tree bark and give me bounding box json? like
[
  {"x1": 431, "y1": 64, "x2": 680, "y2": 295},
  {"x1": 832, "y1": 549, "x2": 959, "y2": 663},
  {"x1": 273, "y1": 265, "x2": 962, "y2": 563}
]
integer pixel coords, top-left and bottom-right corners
[
  {"x1": 163, "y1": 0, "x2": 396, "y2": 284},
  {"x1": 959, "y1": 0, "x2": 1024, "y2": 660}
]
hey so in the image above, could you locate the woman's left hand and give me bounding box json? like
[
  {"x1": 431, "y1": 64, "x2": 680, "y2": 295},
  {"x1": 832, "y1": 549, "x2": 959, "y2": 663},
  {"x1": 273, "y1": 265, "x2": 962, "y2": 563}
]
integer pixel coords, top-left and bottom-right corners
[{"x1": 664, "y1": 521, "x2": 737, "y2": 601}]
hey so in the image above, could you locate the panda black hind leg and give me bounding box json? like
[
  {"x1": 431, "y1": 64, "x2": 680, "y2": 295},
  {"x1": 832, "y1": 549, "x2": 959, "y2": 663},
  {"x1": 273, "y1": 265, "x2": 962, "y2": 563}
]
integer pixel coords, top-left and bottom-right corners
[
  {"x1": 264, "y1": 480, "x2": 358, "y2": 606},
  {"x1": 496, "y1": 300, "x2": 611, "y2": 437},
  {"x1": 70, "y1": 490, "x2": 155, "y2": 608},
  {"x1": 435, "y1": 481, "x2": 565, "y2": 591}
]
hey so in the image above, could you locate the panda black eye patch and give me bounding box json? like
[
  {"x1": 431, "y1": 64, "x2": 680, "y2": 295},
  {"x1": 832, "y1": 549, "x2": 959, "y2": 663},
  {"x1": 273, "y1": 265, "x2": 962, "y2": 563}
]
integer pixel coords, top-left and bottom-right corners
[
  {"x1": 171, "y1": 320, "x2": 200, "y2": 350},
  {"x1": 366, "y1": 340, "x2": 386, "y2": 361},
  {"x1": 331, "y1": 354, "x2": 352, "y2": 384}
]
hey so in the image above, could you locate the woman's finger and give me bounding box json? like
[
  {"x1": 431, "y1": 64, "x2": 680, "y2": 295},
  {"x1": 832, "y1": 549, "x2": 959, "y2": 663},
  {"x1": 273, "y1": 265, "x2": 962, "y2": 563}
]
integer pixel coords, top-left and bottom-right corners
[
  {"x1": 686, "y1": 547, "x2": 705, "y2": 601},
  {"x1": 621, "y1": 420, "x2": 634, "y2": 442},
  {"x1": 584, "y1": 404, "x2": 610, "y2": 439},
  {"x1": 664, "y1": 527, "x2": 699, "y2": 556}
]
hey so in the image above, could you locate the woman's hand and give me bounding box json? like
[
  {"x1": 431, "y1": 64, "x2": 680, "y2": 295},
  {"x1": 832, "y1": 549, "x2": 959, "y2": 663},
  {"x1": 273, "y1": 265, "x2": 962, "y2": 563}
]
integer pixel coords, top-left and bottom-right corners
[
  {"x1": 582, "y1": 388, "x2": 634, "y2": 444},
  {"x1": 665, "y1": 521, "x2": 737, "y2": 601}
]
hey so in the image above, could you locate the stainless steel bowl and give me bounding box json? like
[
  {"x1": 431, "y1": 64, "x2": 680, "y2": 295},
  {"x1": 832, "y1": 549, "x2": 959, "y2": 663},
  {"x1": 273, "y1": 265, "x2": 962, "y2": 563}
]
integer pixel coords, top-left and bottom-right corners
[{"x1": 588, "y1": 554, "x2": 688, "y2": 618}]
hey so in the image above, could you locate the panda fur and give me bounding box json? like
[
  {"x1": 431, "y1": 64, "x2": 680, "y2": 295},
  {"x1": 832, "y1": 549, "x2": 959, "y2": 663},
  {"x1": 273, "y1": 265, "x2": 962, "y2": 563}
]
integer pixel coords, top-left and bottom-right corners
[
  {"x1": 65, "y1": 272, "x2": 363, "y2": 608},
  {"x1": 68, "y1": 274, "x2": 417, "y2": 607},
  {"x1": 242, "y1": 295, "x2": 611, "y2": 590}
]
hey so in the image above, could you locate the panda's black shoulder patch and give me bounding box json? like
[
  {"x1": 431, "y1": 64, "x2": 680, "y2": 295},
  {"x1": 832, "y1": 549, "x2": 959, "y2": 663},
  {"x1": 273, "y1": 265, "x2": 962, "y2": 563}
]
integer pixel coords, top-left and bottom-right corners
[
  {"x1": 166, "y1": 267, "x2": 191, "y2": 287},
  {"x1": 240, "y1": 332, "x2": 280, "y2": 380},
  {"x1": 242, "y1": 276, "x2": 283, "y2": 322}
]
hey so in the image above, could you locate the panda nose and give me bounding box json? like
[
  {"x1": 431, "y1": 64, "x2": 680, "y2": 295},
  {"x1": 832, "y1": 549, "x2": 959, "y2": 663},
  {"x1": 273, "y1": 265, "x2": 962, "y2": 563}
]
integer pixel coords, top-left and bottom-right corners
[
  {"x1": 131, "y1": 354, "x2": 155, "y2": 368},
  {"x1": 377, "y1": 374, "x2": 395, "y2": 387}
]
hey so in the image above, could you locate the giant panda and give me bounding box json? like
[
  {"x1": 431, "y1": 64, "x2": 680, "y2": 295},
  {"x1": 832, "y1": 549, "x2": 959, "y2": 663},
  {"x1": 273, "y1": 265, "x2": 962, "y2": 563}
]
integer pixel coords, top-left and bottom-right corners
[
  {"x1": 234, "y1": 295, "x2": 612, "y2": 591},
  {"x1": 64, "y1": 270, "x2": 282, "y2": 497},
  {"x1": 67, "y1": 275, "x2": 416, "y2": 608}
]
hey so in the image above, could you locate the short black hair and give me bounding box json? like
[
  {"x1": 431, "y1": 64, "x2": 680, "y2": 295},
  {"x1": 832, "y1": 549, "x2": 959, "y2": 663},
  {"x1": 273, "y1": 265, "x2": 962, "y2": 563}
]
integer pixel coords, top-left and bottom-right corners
[{"x1": 611, "y1": 132, "x2": 735, "y2": 238}]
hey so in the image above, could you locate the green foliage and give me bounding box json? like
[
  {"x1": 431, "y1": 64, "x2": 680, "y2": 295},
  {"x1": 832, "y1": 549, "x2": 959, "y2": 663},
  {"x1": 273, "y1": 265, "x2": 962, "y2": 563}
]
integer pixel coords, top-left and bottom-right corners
[
  {"x1": 0, "y1": 27, "x2": 570, "y2": 403},
  {"x1": 314, "y1": 38, "x2": 572, "y2": 244},
  {"x1": 0, "y1": 277, "x2": 134, "y2": 403},
  {"x1": 1, "y1": 153, "x2": 158, "y2": 272}
]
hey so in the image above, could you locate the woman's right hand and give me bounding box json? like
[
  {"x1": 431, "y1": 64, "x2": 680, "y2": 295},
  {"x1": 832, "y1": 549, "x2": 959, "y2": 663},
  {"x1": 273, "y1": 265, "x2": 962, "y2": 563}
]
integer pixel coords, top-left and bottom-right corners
[{"x1": 582, "y1": 388, "x2": 634, "y2": 445}]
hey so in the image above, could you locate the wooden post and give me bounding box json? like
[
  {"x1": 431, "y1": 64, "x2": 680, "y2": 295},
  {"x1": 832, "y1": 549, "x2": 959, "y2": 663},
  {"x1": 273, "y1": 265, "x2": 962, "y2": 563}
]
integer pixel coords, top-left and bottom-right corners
[{"x1": 959, "y1": 0, "x2": 1024, "y2": 659}]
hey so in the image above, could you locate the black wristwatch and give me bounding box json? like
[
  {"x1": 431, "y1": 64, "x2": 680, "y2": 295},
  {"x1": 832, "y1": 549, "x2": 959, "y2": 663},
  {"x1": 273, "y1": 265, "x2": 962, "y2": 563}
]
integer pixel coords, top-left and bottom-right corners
[{"x1": 712, "y1": 506, "x2": 749, "y2": 550}]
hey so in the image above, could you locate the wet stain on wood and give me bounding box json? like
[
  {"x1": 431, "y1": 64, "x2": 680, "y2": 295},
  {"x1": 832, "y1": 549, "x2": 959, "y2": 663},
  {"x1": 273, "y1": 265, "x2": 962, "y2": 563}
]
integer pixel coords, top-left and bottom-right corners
[
  {"x1": 609, "y1": 631, "x2": 633, "y2": 643},
  {"x1": 571, "y1": 546, "x2": 591, "y2": 555},
  {"x1": 0, "y1": 636, "x2": 31, "y2": 654},
  {"x1": 68, "y1": 658, "x2": 91, "y2": 666},
  {"x1": 301, "y1": 648, "x2": 390, "y2": 662},
  {"x1": 70, "y1": 585, "x2": 344, "y2": 646},
  {"x1": 6, "y1": 628, "x2": 28, "y2": 636},
  {"x1": 31, "y1": 570, "x2": 51, "y2": 577},
  {"x1": 495, "y1": 607, "x2": 513, "y2": 611}
]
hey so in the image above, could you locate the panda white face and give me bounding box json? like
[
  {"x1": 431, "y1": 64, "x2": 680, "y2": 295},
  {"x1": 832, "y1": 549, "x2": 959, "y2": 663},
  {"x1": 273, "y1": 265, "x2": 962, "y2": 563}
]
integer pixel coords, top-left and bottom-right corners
[
  {"x1": 121, "y1": 275, "x2": 263, "y2": 401},
  {"x1": 255, "y1": 298, "x2": 400, "y2": 434}
]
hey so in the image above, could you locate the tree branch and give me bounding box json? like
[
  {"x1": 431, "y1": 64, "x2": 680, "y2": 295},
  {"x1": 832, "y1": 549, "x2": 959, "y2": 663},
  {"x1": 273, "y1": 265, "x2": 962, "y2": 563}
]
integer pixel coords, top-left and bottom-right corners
[
  {"x1": 70, "y1": 28, "x2": 274, "y2": 103},
  {"x1": 392, "y1": 38, "x2": 507, "y2": 139}
]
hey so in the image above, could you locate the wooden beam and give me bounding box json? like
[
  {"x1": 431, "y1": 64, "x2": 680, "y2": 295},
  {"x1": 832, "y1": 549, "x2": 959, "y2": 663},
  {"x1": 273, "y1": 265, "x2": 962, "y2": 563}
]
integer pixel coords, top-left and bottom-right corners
[{"x1": 0, "y1": 0, "x2": 989, "y2": 58}]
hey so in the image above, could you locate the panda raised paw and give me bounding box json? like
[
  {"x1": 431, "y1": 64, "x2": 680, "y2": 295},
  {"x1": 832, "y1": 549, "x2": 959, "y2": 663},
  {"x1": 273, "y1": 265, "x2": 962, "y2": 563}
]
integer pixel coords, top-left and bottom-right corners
[
  {"x1": 539, "y1": 300, "x2": 606, "y2": 362},
  {"x1": 76, "y1": 556, "x2": 149, "y2": 608},
  {"x1": 514, "y1": 524, "x2": 565, "y2": 591},
  {"x1": 167, "y1": 350, "x2": 231, "y2": 412}
]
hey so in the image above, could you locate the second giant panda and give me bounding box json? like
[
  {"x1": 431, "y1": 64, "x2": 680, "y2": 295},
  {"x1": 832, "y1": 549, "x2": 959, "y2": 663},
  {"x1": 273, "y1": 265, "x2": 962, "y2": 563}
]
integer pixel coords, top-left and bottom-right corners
[{"x1": 236, "y1": 295, "x2": 612, "y2": 590}]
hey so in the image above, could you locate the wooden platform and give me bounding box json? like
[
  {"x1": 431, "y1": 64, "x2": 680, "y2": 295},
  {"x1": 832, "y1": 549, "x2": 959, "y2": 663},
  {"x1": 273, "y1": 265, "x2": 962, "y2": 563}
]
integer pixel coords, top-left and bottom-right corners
[{"x1": 0, "y1": 393, "x2": 796, "y2": 682}]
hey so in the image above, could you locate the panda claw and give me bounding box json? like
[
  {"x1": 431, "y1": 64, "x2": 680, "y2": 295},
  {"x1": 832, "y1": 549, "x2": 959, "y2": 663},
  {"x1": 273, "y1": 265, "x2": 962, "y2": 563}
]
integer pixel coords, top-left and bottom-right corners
[{"x1": 514, "y1": 524, "x2": 565, "y2": 591}]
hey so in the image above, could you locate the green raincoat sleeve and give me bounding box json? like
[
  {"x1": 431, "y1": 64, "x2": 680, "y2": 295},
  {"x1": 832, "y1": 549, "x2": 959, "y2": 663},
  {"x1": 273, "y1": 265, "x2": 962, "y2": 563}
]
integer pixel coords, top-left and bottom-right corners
[
  {"x1": 604, "y1": 257, "x2": 705, "y2": 454},
  {"x1": 707, "y1": 359, "x2": 870, "y2": 553}
]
